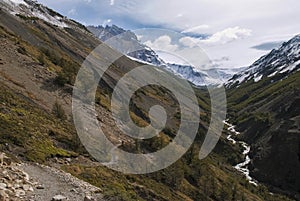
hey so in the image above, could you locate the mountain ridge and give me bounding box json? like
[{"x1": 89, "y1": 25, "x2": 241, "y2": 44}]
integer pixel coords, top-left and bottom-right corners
[
  {"x1": 88, "y1": 24, "x2": 242, "y2": 86},
  {"x1": 227, "y1": 34, "x2": 300, "y2": 87},
  {"x1": 226, "y1": 34, "x2": 300, "y2": 199},
  {"x1": 0, "y1": 0, "x2": 298, "y2": 200}
]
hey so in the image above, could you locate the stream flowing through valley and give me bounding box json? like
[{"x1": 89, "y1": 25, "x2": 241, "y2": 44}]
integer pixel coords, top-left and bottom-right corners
[{"x1": 223, "y1": 120, "x2": 258, "y2": 186}]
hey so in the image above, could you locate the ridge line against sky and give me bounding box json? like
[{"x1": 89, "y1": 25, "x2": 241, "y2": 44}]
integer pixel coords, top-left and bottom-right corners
[{"x1": 37, "y1": 0, "x2": 300, "y2": 69}]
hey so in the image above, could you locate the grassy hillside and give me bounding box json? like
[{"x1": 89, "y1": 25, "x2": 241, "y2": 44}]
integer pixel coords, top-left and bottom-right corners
[
  {"x1": 227, "y1": 70, "x2": 300, "y2": 199},
  {"x1": 0, "y1": 6, "x2": 295, "y2": 201}
]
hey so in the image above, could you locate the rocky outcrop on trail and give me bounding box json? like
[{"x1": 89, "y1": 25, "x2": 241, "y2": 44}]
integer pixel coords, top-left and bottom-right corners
[{"x1": 0, "y1": 153, "x2": 104, "y2": 201}]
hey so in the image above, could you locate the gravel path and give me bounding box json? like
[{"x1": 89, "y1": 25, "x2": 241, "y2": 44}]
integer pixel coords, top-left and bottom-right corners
[{"x1": 20, "y1": 163, "x2": 104, "y2": 201}]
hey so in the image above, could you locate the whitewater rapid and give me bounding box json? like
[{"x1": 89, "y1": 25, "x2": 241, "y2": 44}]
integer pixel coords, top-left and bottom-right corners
[{"x1": 223, "y1": 120, "x2": 258, "y2": 186}]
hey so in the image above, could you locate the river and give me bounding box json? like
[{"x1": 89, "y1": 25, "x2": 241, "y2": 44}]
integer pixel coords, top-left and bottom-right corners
[{"x1": 223, "y1": 120, "x2": 258, "y2": 186}]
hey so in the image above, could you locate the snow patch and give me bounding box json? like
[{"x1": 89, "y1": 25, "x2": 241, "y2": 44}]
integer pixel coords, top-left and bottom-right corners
[
  {"x1": 126, "y1": 55, "x2": 158, "y2": 66},
  {"x1": 3, "y1": 0, "x2": 68, "y2": 28},
  {"x1": 31, "y1": 11, "x2": 68, "y2": 28},
  {"x1": 254, "y1": 74, "x2": 263, "y2": 82},
  {"x1": 279, "y1": 60, "x2": 300, "y2": 73},
  {"x1": 267, "y1": 71, "x2": 278, "y2": 77},
  {"x1": 236, "y1": 74, "x2": 248, "y2": 85},
  {"x1": 4, "y1": 0, "x2": 25, "y2": 5}
]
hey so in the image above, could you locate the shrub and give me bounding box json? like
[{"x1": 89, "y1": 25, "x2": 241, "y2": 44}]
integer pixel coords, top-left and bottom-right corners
[
  {"x1": 37, "y1": 53, "x2": 46, "y2": 66},
  {"x1": 17, "y1": 46, "x2": 26, "y2": 55},
  {"x1": 40, "y1": 47, "x2": 61, "y2": 65},
  {"x1": 52, "y1": 101, "x2": 66, "y2": 120},
  {"x1": 54, "y1": 58, "x2": 80, "y2": 86},
  {"x1": 54, "y1": 72, "x2": 69, "y2": 86}
]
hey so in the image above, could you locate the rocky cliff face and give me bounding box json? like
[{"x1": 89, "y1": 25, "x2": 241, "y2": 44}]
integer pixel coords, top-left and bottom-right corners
[{"x1": 87, "y1": 25, "x2": 164, "y2": 66}]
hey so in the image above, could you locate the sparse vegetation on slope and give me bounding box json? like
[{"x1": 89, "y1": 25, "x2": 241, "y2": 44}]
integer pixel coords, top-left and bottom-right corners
[
  {"x1": 0, "y1": 3, "x2": 296, "y2": 201},
  {"x1": 227, "y1": 62, "x2": 300, "y2": 199}
]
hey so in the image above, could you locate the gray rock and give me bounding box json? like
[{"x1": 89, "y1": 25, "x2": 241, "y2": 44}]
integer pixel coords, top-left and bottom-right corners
[
  {"x1": 15, "y1": 189, "x2": 26, "y2": 197},
  {"x1": 70, "y1": 188, "x2": 78, "y2": 193},
  {"x1": 13, "y1": 184, "x2": 20, "y2": 189},
  {"x1": 52, "y1": 194, "x2": 67, "y2": 201},
  {"x1": 0, "y1": 190, "x2": 9, "y2": 201},
  {"x1": 84, "y1": 195, "x2": 95, "y2": 201},
  {"x1": 22, "y1": 172, "x2": 30, "y2": 181},
  {"x1": 5, "y1": 183, "x2": 12, "y2": 189},
  {"x1": 36, "y1": 184, "x2": 45, "y2": 189},
  {"x1": 23, "y1": 184, "x2": 33, "y2": 192},
  {"x1": 0, "y1": 183, "x2": 7, "y2": 190}
]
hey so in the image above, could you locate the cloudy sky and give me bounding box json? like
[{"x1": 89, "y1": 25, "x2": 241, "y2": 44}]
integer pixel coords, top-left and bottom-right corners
[{"x1": 38, "y1": 0, "x2": 300, "y2": 69}]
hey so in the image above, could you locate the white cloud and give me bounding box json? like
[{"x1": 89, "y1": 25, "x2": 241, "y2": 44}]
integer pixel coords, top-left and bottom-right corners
[
  {"x1": 180, "y1": 26, "x2": 252, "y2": 48},
  {"x1": 181, "y1": 25, "x2": 210, "y2": 34},
  {"x1": 144, "y1": 35, "x2": 178, "y2": 52},
  {"x1": 67, "y1": 8, "x2": 77, "y2": 15},
  {"x1": 38, "y1": 0, "x2": 300, "y2": 68},
  {"x1": 201, "y1": 27, "x2": 252, "y2": 45},
  {"x1": 102, "y1": 19, "x2": 112, "y2": 26},
  {"x1": 179, "y1": 37, "x2": 199, "y2": 48}
]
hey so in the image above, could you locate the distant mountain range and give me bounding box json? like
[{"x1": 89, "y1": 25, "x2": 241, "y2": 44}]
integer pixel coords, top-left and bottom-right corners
[
  {"x1": 1, "y1": 0, "x2": 300, "y2": 199},
  {"x1": 88, "y1": 25, "x2": 300, "y2": 89},
  {"x1": 87, "y1": 25, "x2": 243, "y2": 86}
]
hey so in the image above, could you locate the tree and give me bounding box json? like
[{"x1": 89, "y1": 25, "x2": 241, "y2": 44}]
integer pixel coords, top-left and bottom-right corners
[
  {"x1": 231, "y1": 183, "x2": 237, "y2": 201},
  {"x1": 219, "y1": 186, "x2": 230, "y2": 201}
]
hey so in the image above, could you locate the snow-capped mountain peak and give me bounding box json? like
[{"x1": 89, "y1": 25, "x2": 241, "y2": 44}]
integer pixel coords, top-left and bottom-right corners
[
  {"x1": 88, "y1": 25, "x2": 242, "y2": 86},
  {"x1": 227, "y1": 34, "x2": 300, "y2": 87},
  {"x1": 1, "y1": 0, "x2": 69, "y2": 27},
  {"x1": 87, "y1": 25, "x2": 165, "y2": 67},
  {"x1": 1, "y1": 0, "x2": 91, "y2": 32}
]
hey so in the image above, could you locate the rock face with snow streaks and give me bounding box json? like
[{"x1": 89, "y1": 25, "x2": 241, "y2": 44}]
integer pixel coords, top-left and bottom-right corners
[
  {"x1": 227, "y1": 34, "x2": 300, "y2": 87},
  {"x1": 88, "y1": 25, "x2": 242, "y2": 86}
]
